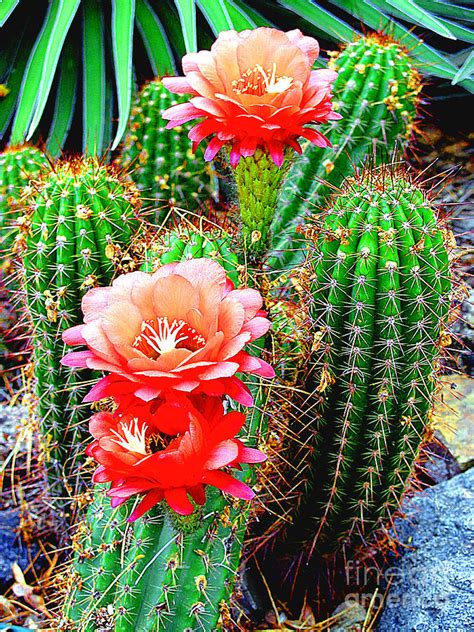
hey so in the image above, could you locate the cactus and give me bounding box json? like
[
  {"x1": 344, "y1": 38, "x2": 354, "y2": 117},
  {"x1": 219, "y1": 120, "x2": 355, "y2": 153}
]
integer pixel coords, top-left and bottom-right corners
[
  {"x1": 0, "y1": 145, "x2": 49, "y2": 365},
  {"x1": 19, "y1": 158, "x2": 141, "y2": 522},
  {"x1": 119, "y1": 79, "x2": 215, "y2": 224},
  {"x1": 288, "y1": 166, "x2": 453, "y2": 555},
  {"x1": 0, "y1": 144, "x2": 48, "y2": 267},
  {"x1": 141, "y1": 219, "x2": 241, "y2": 288},
  {"x1": 269, "y1": 33, "x2": 422, "y2": 272},
  {"x1": 61, "y1": 229, "x2": 271, "y2": 631}
]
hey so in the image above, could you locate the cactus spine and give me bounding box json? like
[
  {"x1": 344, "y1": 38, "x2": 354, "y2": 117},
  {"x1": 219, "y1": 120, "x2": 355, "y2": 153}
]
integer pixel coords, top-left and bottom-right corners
[
  {"x1": 119, "y1": 79, "x2": 215, "y2": 223},
  {"x1": 62, "y1": 231, "x2": 269, "y2": 631},
  {"x1": 292, "y1": 167, "x2": 453, "y2": 554},
  {"x1": 270, "y1": 33, "x2": 421, "y2": 271},
  {"x1": 20, "y1": 158, "x2": 140, "y2": 521}
]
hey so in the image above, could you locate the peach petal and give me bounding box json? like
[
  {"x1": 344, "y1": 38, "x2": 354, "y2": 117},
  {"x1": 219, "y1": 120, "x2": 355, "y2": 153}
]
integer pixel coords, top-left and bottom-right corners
[
  {"x1": 218, "y1": 297, "x2": 245, "y2": 338},
  {"x1": 152, "y1": 274, "x2": 199, "y2": 322}
]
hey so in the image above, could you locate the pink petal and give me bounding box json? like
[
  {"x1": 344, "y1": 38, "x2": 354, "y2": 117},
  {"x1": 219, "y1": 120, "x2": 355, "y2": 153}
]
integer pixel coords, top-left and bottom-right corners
[
  {"x1": 239, "y1": 446, "x2": 267, "y2": 464},
  {"x1": 226, "y1": 376, "x2": 253, "y2": 407},
  {"x1": 268, "y1": 141, "x2": 284, "y2": 167},
  {"x1": 302, "y1": 127, "x2": 331, "y2": 148},
  {"x1": 204, "y1": 440, "x2": 239, "y2": 469},
  {"x1": 199, "y1": 362, "x2": 240, "y2": 380},
  {"x1": 62, "y1": 324, "x2": 86, "y2": 346},
  {"x1": 204, "y1": 137, "x2": 225, "y2": 161},
  {"x1": 203, "y1": 471, "x2": 255, "y2": 500},
  {"x1": 60, "y1": 350, "x2": 94, "y2": 368},
  {"x1": 242, "y1": 316, "x2": 272, "y2": 339},
  {"x1": 161, "y1": 76, "x2": 197, "y2": 95},
  {"x1": 161, "y1": 102, "x2": 202, "y2": 124}
]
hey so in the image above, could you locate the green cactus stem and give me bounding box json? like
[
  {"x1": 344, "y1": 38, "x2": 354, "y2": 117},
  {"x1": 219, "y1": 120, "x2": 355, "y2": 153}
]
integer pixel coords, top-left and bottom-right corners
[
  {"x1": 234, "y1": 147, "x2": 292, "y2": 263},
  {"x1": 20, "y1": 158, "x2": 141, "y2": 523},
  {"x1": 60, "y1": 222, "x2": 273, "y2": 630},
  {"x1": 290, "y1": 166, "x2": 453, "y2": 556},
  {"x1": 119, "y1": 79, "x2": 215, "y2": 224},
  {"x1": 0, "y1": 145, "x2": 49, "y2": 367},
  {"x1": 0, "y1": 144, "x2": 48, "y2": 269},
  {"x1": 269, "y1": 33, "x2": 422, "y2": 273}
]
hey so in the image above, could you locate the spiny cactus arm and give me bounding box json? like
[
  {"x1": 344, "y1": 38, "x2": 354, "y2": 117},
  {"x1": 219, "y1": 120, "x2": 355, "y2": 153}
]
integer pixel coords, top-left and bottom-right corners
[
  {"x1": 269, "y1": 35, "x2": 421, "y2": 273},
  {"x1": 119, "y1": 79, "x2": 213, "y2": 222},
  {"x1": 20, "y1": 159, "x2": 141, "y2": 521},
  {"x1": 286, "y1": 171, "x2": 454, "y2": 557}
]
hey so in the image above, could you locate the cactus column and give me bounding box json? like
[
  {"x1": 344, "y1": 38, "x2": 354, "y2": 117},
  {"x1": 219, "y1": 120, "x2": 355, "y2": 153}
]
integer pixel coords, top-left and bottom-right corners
[
  {"x1": 270, "y1": 33, "x2": 421, "y2": 272},
  {"x1": 119, "y1": 79, "x2": 215, "y2": 224},
  {"x1": 290, "y1": 167, "x2": 453, "y2": 555},
  {"x1": 20, "y1": 158, "x2": 140, "y2": 522}
]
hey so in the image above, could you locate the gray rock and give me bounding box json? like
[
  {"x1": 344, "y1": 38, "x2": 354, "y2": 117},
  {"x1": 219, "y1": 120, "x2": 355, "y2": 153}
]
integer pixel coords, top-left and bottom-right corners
[
  {"x1": 0, "y1": 509, "x2": 31, "y2": 590},
  {"x1": 377, "y1": 469, "x2": 474, "y2": 632}
]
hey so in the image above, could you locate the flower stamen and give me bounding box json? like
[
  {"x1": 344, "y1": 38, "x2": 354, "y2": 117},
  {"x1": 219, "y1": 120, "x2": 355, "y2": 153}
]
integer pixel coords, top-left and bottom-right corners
[
  {"x1": 110, "y1": 418, "x2": 148, "y2": 455},
  {"x1": 133, "y1": 317, "x2": 206, "y2": 358},
  {"x1": 232, "y1": 62, "x2": 293, "y2": 96}
]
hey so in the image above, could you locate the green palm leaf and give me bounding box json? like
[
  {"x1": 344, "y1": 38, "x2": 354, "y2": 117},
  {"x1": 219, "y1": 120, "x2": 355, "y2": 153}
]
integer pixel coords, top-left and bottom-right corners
[
  {"x1": 26, "y1": 0, "x2": 81, "y2": 140},
  {"x1": 0, "y1": 0, "x2": 19, "y2": 27},
  {"x1": 47, "y1": 37, "x2": 79, "y2": 157},
  {"x1": 111, "y1": 0, "x2": 136, "y2": 150},
  {"x1": 136, "y1": 0, "x2": 175, "y2": 75},
  {"x1": 174, "y1": 0, "x2": 197, "y2": 52},
  {"x1": 83, "y1": 0, "x2": 107, "y2": 154}
]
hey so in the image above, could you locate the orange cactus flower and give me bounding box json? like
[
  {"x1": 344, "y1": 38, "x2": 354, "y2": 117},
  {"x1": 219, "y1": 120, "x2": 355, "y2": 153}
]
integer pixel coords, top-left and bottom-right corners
[
  {"x1": 162, "y1": 27, "x2": 340, "y2": 167},
  {"x1": 61, "y1": 258, "x2": 273, "y2": 407}
]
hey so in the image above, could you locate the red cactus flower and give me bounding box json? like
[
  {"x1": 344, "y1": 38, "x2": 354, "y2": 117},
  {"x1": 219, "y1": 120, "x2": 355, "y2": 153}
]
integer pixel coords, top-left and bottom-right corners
[
  {"x1": 162, "y1": 27, "x2": 340, "y2": 167},
  {"x1": 61, "y1": 258, "x2": 273, "y2": 407},
  {"x1": 86, "y1": 397, "x2": 265, "y2": 520}
]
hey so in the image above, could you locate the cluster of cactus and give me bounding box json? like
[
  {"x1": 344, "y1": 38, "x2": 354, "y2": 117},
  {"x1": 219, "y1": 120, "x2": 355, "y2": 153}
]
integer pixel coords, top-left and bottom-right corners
[
  {"x1": 8, "y1": 30, "x2": 459, "y2": 631},
  {"x1": 119, "y1": 79, "x2": 215, "y2": 224},
  {"x1": 276, "y1": 168, "x2": 453, "y2": 558},
  {"x1": 61, "y1": 225, "x2": 270, "y2": 630},
  {"x1": 19, "y1": 158, "x2": 140, "y2": 522},
  {"x1": 269, "y1": 33, "x2": 422, "y2": 272}
]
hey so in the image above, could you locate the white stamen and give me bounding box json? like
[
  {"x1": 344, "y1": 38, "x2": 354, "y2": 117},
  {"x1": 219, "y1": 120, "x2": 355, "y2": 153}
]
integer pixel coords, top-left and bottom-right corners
[
  {"x1": 139, "y1": 318, "x2": 188, "y2": 355},
  {"x1": 110, "y1": 418, "x2": 148, "y2": 455},
  {"x1": 255, "y1": 62, "x2": 293, "y2": 94}
]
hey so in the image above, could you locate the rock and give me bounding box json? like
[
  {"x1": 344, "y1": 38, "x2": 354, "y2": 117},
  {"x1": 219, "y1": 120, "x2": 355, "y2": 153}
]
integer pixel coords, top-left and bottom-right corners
[
  {"x1": 434, "y1": 375, "x2": 474, "y2": 470},
  {"x1": 0, "y1": 510, "x2": 31, "y2": 591},
  {"x1": 419, "y1": 439, "x2": 461, "y2": 485},
  {"x1": 377, "y1": 469, "x2": 474, "y2": 632}
]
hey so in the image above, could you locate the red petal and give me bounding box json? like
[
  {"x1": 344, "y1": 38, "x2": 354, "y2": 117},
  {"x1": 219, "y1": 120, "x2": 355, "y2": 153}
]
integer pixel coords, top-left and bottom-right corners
[
  {"x1": 165, "y1": 488, "x2": 194, "y2": 515},
  {"x1": 203, "y1": 471, "x2": 255, "y2": 500},
  {"x1": 128, "y1": 489, "x2": 164, "y2": 522}
]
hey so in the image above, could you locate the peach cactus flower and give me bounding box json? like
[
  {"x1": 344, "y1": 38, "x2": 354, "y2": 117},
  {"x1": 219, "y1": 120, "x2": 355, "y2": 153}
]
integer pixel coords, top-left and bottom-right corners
[
  {"x1": 162, "y1": 27, "x2": 340, "y2": 167},
  {"x1": 61, "y1": 259, "x2": 273, "y2": 407}
]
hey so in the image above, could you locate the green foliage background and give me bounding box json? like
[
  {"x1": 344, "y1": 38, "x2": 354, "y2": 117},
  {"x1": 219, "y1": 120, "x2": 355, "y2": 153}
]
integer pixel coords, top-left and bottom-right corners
[{"x1": 0, "y1": 0, "x2": 472, "y2": 156}]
